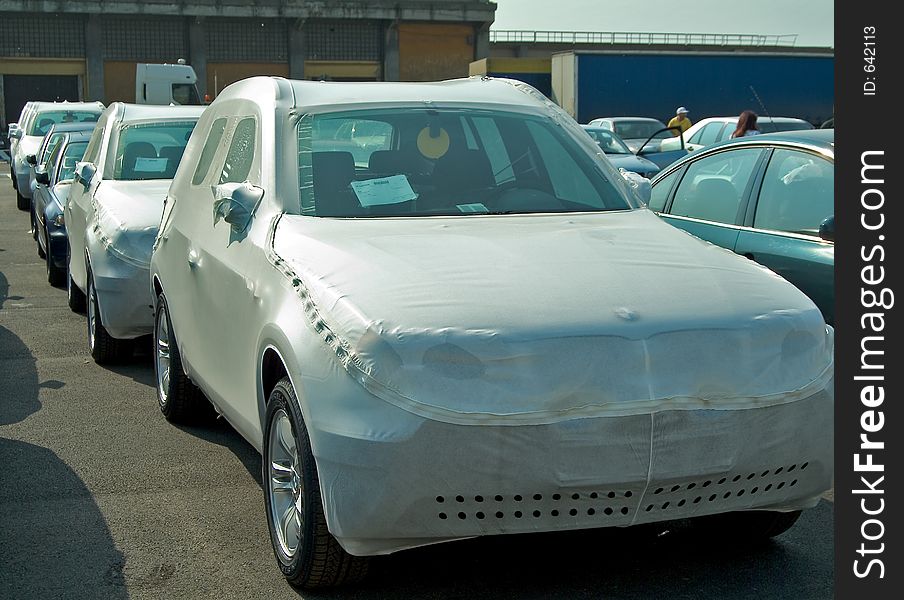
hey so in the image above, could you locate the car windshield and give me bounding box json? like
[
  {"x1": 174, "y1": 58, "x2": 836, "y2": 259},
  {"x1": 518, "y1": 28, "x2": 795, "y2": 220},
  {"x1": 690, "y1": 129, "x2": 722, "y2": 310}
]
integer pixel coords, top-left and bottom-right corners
[
  {"x1": 27, "y1": 110, "x2": 101, "y2": 136},
  {"x1": 297, "y1": 107, "x2": 630, "y2": 218},
  {"x1": 613, "y1": 120, "x2": 670, "y2": 140},
  {"x1": 111, "y1": 120, "x2": 198, "y2": 180},
  {"x1": 582, "y1": 128, "x2": 633, "y2": 155},
  {"x1": 59, "y1": 141, "x2": 89, "y2": 182}
]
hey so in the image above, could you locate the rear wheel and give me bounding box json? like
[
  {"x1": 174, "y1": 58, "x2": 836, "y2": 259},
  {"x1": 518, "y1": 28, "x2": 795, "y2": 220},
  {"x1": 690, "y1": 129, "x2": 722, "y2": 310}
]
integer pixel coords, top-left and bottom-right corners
[
  {"x1": 263, "y1": 377, "x2": 369, "y2": 589},
  {"x1": 87, "y1": 268, "x2": 132, "y2": 364},
  {"x1": 46, "y1": 234, "x2": 66, "y2": 287},
  {"x1": 154, "y1": 292, "x2": 212, "y2": 423},
  {"x1": 67, "y1": 271, "x2": 87, "y2": 313}
]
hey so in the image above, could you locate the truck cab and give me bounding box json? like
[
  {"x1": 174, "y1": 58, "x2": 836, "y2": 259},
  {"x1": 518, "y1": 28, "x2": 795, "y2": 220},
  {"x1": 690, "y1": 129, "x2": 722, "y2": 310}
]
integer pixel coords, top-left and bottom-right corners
[{"x1": 135, "y1": 61, "x2": 203, "y2": 105}]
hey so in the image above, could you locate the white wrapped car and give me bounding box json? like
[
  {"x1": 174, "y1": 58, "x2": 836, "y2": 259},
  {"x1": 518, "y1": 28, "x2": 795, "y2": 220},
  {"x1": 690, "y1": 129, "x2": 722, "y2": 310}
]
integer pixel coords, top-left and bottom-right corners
[
  {"x1": 65, "y1": 103, "x2": 205, "y2": 363},
  {"x1": 150, "y1": 77, "x2": 833, "y2": 589}
]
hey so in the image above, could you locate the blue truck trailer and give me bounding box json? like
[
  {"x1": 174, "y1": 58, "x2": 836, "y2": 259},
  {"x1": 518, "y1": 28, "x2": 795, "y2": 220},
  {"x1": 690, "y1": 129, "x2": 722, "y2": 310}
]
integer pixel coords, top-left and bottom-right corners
[{"x1": 551, "y1": 50, "x2": 834, "y2": 126}]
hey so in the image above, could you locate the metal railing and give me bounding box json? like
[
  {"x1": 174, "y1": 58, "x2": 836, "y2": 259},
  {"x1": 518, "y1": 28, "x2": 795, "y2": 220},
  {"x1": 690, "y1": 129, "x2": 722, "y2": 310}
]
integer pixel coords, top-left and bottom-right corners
[{"x1": 489, "y1": 30, "x2": 799, "y2": 47}]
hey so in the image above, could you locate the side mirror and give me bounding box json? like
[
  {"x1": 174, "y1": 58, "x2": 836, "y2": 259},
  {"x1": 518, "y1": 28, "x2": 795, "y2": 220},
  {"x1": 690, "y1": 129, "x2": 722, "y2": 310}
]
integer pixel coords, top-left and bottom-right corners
[
  {"x1": 819, "y1": 215, "x2": 834, "y2": 242},
  {"x1": 26, "y1": 154, "x2": 37, "y2": 166},
  {"x1": 8, "y1": 126, "x2": 22, "y2": 140},
  {"x1": 35, "y1": 168, "x2": 50, "y2": 186},
  {"x1": 620, "y1": 169, "x2": 652, "y2": 206},
  {"x1": 212, "y1": 182, "x2": 264, "y2": 233},
  {"x1": 75, "y1": 162, "x2": 96, "y2": 188}
]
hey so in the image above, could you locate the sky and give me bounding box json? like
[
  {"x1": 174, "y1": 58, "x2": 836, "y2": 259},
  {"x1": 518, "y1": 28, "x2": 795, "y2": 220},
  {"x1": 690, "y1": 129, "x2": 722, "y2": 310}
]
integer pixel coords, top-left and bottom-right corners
[{"x1": 492, "y1": 0, "x2": 834, "y2": 48}]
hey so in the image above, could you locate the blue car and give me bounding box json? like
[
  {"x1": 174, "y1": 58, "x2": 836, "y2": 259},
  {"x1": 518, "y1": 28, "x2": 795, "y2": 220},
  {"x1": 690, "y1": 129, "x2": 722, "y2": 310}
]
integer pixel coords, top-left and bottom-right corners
[
  {"x1": 648, "y1": 129, "x2": 834, "y2": 324},
  {"x1": 32, "y1": 130, "x2": 92, "y2": 287}
]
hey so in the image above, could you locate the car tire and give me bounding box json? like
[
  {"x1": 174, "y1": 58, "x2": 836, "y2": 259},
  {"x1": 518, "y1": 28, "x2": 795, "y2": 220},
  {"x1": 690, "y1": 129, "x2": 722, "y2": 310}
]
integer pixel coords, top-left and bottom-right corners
[
  {"x1": 67, "y1": 271, "x2": 87, "y2": 313},
  {"x1": 263, "y1": 377, "x2": 369, "y2": 589},
  {"x1": 16, "y1": 190, "x2": 29, "y2": 211},
  {"x1": 87, "y1": 268, "x2": 132, "y2": 364},
  {"x1": 693, "y1": 509, "x2": 802, "y2": 541},
  {"x1": 36, "y1": 228, "x2": 46, "y2": 258},
  {"x1": 153, "y1": 293, "x2": 212, "y2": 423},
  {"x1": 46, "y1": 234, "x2": 66, "y2": 288}
]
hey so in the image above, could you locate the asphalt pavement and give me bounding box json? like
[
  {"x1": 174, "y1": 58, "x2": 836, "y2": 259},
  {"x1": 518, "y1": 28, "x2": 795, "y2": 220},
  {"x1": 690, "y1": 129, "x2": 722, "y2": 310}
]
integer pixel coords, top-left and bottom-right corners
[{"x1": 0, "y1": 169, "x2": 833, "y2": 599}]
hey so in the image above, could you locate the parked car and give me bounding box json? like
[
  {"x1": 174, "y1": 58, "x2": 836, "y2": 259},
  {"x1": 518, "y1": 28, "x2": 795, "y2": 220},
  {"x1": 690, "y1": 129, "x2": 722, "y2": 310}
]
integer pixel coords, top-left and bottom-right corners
[
  {"x1": 65, "y1": 102, "x2": 204, "y2": 363},
  {"x1": 659, "y1": 116, "x2": 815, "y2": 153},
  {"x1": 32, "y1": 130, "x2": 93, "y2": 287},
  {"x1": 580, "y1": 125, "x2": 660, "y2": 178},
  {"x1": 648, "y1": 129, "x2": 834, "y2": 323},
  {"x1": 585, "y1": 117, "x2": 672, "y2": 153},
  {"x1": 27, "y1": 121, "x2": 98, "y2": 238},
  {"x1": 151, "y1": 76, "x2": 833, "y2": 589},
  {"x1": 8, "y1": 101, "x2": 104, "y2": 210}
]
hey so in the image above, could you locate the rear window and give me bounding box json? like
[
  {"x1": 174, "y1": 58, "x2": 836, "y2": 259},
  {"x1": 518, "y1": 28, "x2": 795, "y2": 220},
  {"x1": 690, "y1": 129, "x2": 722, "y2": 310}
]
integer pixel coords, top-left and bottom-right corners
[{"x1": 27, "y1": 110, "x2": 101, "y2": 136}]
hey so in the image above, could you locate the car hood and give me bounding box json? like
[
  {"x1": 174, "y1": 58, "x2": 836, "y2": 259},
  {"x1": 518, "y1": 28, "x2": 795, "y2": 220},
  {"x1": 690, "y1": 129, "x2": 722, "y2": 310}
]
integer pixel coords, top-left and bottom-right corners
[
  {"x1": 14, "y1": 136, "x2": 43, "y2": 164},
  {"x1": 606, "y1": 154, "x2": 659, "y2": 176},
  {"x1": 93, "y1": 180, "x2": 170, "y2": 267},
  {"x1": 272, "y1": 209, "x2": 833, "y2": 425}
]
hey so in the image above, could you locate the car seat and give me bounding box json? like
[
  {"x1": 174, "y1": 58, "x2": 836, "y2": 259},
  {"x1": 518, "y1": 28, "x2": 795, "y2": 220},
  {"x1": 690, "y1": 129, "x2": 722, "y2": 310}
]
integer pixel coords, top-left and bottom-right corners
[
  {"x1": 121, "y1": 142, "x2": 158, "y2": 179},
  {"x1": 158, "y1": 146, "x2": 186, "y2": 179},
  {"x1": 312, "y1": 151, "x2": 362, "y2": 217}
]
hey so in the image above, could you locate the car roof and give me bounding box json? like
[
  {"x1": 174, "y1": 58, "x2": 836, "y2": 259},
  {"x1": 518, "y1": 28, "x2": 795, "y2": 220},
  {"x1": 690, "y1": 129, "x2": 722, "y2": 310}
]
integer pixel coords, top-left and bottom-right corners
[
  {"x1": 111, "y1": 102, "x2": 207, "y2": 123},
  {"x1": 60, "y1": 130, "x2": 94, "y2": 142},
  {"x1": 653, "y1": 129, "x2": 834, "y2": 181},
  {"x1": 602, "y1": 117, "x2": 665, "y2": 123},
  {"x1": 30, "y1": 101, "x2": 105, "y2": 113},
  {"x1": 215, "y1": 76, "x2": 554, "y2": 114},
  {"x1": 47, "y1": 122, "x2": 97, "y2": 134}
]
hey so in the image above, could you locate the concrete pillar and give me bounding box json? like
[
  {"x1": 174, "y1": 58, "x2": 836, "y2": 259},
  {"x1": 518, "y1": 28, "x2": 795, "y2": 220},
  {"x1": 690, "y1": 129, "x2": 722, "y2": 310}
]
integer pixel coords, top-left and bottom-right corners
[
  {"x1": 85, "y1": 14, "x2": 105, "y2": 102},
  {"x1": 189, "y1": 17, "x2": 208, "y2": 99},
  {"x1": 475, "y1": 21, "x2": 492, "y2": 60},
  {"x1": 289, "y1": 19, "x2": 306, "y2": 80},
  {"x1": 383, "y1": 21, "x2": 400, "y2": 82}
]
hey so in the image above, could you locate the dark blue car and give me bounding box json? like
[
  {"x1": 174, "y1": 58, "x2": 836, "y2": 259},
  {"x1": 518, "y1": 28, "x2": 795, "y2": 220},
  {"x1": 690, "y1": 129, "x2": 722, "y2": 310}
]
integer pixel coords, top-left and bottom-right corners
[{"x1": 32, "y1": 130, "x2": 92, "y2": 287}]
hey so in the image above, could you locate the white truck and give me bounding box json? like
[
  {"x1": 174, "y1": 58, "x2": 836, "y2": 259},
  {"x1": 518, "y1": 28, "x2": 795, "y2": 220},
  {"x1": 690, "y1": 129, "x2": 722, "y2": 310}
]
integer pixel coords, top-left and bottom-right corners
[{"x1": 135, "y1": 60, "x2": 203, "y2": 105}]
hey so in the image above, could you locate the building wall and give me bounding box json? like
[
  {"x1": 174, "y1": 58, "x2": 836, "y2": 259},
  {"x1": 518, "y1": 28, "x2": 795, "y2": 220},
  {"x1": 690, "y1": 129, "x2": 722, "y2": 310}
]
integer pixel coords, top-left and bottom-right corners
[{"x1": 399, "y1": 23, "x2": 475, "y2": 81}]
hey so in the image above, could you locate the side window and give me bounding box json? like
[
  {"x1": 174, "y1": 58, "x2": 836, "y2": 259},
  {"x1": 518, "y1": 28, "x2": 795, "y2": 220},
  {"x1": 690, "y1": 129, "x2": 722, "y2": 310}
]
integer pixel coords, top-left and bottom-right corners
[
  {"x1": 696, "y1": 122, "x2": 724, "y2": 145},
  {"x1": 82, "y1": 126, "x2": 105, "y2": 164},
  {"x1": 669, "y1": 148, "x2": 763, "y2": 224},
  {"x1": 754, "y1": 149, "x2": 834, "y2": 236},
  {"x1": 219, "y1": 117, "x2": 256, "y2": 184},
  {"x1": 648, "y1": 169, "x2": 681, "y2": 212},
  {"x1": 192, "y1": 117, "x2": 227, "y2": 185}
]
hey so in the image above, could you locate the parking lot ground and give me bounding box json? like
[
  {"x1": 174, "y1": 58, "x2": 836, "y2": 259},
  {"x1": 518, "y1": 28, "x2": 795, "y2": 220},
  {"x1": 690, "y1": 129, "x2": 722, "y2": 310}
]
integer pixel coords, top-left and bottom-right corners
[{"x1": 0, "y1": 171, "x2": 832, "y2": 599}]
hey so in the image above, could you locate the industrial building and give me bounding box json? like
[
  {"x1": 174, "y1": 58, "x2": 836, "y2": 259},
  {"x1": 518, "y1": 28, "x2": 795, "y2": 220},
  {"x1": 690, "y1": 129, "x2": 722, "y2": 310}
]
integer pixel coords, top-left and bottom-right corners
[{"x1": 0, "y1": 0, "x2": 497, "y2": 129}]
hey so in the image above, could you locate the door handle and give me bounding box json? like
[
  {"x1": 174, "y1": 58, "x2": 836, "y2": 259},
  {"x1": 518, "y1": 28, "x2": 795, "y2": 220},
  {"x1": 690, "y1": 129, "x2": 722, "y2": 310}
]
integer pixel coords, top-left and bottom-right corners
[{"x1": 187, "y1": 248, "x2": 200, "y2": 269}]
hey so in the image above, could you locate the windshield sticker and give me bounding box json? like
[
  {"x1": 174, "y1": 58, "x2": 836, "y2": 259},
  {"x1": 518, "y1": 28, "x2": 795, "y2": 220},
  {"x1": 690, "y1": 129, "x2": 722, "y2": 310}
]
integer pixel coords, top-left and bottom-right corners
[
  {"x1": 416, "y1": 126, "x2": 450, "y2": 159},
  {"x1": 134, "y1": 157, "x2": 168, "y2": 173},
  {"x1": 456, "y1": 203, "x2": 489, "y2": 214},
  {"x1": 351, "y1": 175, "x2": 417, "y2": 207}
]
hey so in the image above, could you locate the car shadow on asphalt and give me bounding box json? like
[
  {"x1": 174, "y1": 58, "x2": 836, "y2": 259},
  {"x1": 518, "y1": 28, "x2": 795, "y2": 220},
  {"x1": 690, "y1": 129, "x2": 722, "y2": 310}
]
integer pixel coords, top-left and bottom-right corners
[
  {"x1": 174, "y1": 417, "x2": 264, "y2": 487},
  {"x1": 1, "y1": 273, "x2": 129, "y2": 599},
  {"x1": 300, "y1": 501, "x2": 833, "y2": 600}
]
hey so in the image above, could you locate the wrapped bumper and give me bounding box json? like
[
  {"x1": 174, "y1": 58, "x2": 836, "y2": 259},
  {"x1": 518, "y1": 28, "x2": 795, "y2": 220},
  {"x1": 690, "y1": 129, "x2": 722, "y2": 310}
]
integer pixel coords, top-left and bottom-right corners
[
  {"x1": 92, "y1": 252, "x2": 154, "y2": 339},
  {"x1": 312, "y1": 380, "x2": 833, "y2": 556}
]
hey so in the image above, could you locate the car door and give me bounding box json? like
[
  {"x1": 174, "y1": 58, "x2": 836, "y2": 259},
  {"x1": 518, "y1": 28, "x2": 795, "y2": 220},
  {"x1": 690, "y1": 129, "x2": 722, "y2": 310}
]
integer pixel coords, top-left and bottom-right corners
[
  {"x1": 660, "y1": 147, "x2": 766, "y2": 250},
  {"x1": 734, "y1": 148, "x2": 835, "y2": 323},
  {"x1": 181, "y1": 114, "x2": 267, "y2": 433}
]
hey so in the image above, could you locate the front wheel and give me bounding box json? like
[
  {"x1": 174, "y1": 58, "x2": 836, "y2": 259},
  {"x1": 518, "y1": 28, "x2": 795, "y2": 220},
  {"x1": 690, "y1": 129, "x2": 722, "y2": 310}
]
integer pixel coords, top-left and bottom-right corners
[
  {"x1": 16, "y1": 190, "x2": 29, "y2": 211},
  {"x1": 263, "y1": 377, "x2": 369, "y2": 589},
  {"x1": 87, "y1": 269, "x2": 132, "y2": 364}
]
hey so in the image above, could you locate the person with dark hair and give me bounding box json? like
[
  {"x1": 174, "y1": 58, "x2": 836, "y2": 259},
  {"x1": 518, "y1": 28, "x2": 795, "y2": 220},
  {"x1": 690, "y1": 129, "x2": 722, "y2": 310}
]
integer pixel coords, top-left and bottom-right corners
[{"x1": 731, "y1": 110, "x2": 760, "y2": 138}]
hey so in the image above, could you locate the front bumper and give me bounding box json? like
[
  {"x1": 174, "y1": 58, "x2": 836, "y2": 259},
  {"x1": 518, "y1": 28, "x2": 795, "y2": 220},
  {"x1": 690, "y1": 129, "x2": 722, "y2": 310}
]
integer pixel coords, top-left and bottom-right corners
[
  {"x1": 92, "y1": 251, "x2": 154, "y2": 339},
  {"x1": 310, "y1": 381, "x2": 832, "y2": 556}
]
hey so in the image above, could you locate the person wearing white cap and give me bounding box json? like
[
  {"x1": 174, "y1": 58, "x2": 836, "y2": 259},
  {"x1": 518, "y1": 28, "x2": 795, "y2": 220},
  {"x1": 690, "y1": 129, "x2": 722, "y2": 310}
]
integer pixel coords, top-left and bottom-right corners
[{"x1": 667, "y1": 106, "x2": 692, "y2": 135}]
